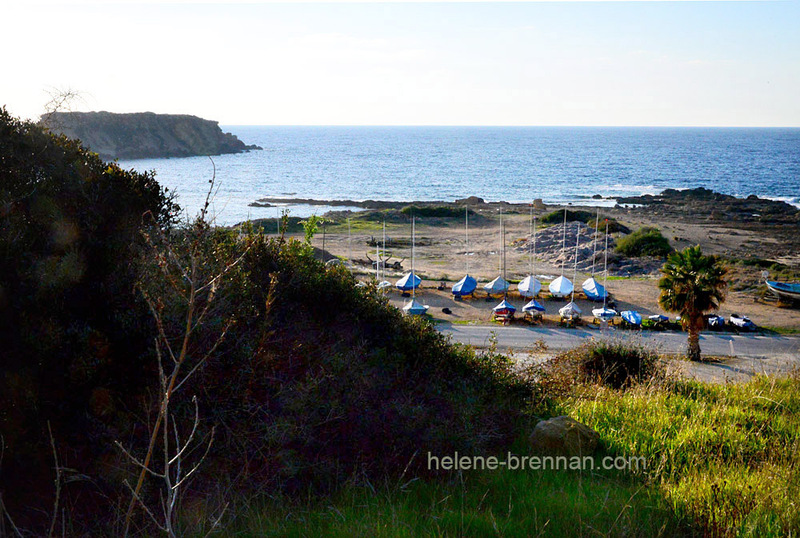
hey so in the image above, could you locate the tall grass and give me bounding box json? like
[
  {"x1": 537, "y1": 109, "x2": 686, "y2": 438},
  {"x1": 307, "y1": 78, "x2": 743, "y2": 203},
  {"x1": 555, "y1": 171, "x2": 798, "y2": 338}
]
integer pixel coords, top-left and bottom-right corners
[
  {"x1": 209, "y1": 462, "x2": 686, "y2": 537},
  {"x1": 560, "y1": 375, "x2": 800, "y2": 537}
]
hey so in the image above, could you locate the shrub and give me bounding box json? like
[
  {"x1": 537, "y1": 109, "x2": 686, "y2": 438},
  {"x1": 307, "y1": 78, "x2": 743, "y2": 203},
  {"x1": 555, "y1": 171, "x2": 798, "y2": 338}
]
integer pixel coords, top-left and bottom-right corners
[
  {"x1": 0, "y1": 108, "x2": 178, "y2": 524},
  {"x1": 616, "y1": 226, "x2": 674, "y2": 257},
  {"x1": 546, "y1": 338, "x2": 666, "y2": 389}
]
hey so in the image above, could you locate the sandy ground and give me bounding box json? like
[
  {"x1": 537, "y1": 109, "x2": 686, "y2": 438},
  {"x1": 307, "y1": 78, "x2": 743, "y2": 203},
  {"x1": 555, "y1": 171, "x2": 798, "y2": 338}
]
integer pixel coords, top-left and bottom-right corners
[{"x1": 307, "y1": 205, "x2": 800, "y2": 331}]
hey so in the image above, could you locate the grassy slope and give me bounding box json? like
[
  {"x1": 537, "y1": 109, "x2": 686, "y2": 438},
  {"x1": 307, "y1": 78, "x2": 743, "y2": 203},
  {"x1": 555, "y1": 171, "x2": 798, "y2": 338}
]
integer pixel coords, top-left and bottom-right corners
[
  {"x1": 190, "y1": 375, "x2": 799, "y2": 537},
  {"x1": 563, "y1": 376, "x2": 800, "y2": 537}
]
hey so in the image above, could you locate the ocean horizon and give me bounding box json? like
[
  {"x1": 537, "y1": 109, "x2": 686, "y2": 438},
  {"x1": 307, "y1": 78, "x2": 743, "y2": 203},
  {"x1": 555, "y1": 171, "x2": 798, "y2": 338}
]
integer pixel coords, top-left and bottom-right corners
[{"x1": 119, "y1": 126, "x2": 800, "y2": 225}]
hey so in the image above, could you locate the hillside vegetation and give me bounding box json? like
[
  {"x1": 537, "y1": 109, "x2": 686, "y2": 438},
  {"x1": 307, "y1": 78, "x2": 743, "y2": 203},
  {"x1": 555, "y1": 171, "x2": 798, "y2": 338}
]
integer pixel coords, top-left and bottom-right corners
[{"x1": 0, "y1": 108, "x2": 531, "y2": 533}]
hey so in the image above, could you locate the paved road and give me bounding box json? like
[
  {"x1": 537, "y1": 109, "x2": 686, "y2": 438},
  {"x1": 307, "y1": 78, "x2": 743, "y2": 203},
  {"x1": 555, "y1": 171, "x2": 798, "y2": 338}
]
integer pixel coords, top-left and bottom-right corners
[{"x1": 438, "y1": 323, "x2": 800, "y2": 382}]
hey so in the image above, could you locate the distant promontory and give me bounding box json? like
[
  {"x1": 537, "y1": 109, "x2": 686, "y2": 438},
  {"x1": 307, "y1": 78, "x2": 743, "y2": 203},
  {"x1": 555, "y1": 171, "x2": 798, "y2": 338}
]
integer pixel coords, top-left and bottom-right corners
[{"x1": 41, "y1": 111, "x2": 262, "y2": 160}]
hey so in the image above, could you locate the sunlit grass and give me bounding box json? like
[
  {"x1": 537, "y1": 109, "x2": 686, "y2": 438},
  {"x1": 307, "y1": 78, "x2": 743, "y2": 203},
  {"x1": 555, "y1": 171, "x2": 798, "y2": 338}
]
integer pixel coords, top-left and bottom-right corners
[{"x1": 560, "y1": 375, "x2": 800, "y2": 536}]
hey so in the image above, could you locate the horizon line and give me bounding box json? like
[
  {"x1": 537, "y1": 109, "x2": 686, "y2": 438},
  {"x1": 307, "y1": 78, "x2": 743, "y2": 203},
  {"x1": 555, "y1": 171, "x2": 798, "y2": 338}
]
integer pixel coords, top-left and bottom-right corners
[{"x1": 220, "y1": 124, "x2": 800, "y2": 128}]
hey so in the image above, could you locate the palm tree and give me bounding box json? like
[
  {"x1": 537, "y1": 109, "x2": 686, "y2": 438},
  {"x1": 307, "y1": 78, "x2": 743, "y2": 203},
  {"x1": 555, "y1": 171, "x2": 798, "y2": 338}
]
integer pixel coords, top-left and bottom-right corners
[{"x1": 658, "y1": 245, "x2": 727, "y2": 361}]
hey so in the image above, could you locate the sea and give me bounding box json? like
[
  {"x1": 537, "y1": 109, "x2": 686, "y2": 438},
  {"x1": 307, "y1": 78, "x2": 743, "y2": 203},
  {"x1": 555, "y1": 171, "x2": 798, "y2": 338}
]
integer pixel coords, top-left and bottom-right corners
[{"x1": 118, "y1": 126, "x2": 800, "y2": 226}]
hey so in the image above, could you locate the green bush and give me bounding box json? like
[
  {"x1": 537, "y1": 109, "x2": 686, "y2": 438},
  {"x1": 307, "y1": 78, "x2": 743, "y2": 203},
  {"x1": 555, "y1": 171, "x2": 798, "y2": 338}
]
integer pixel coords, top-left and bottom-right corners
[
  {"x1": 0, "y1": 107, "x2": 178, "y2": 524},
  {"x1": 616, "y1": 226, "x2": 674, "y2": 257},
  {"x1": 545, "y1": 338, "x2": 665, "y2": 389}
]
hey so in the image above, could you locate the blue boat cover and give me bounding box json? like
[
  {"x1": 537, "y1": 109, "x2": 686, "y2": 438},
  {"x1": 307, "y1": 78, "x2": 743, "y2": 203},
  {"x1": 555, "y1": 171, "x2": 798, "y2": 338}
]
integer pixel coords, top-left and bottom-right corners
[
  {"x1": 452, "y1": 274, "x2": 477, "y2": 296},
  {"x1": 621, "y1": 310, "x2": 642, "y2": 325},
  {"x1": 582, "y1": 277, "x2": 607, "y2": 301},
  {"x1": 395, "y1": 272, "x2": 421, "y2": 291},
  {"x1": 523, "y1": 299, "x2": 546, "y2": 313},
  {"x1": 493, "y1": 299, "x2": 517, "y2": 314},
  {"x1": 592, "y1": 307, "x2": 618, "y2": 321}
]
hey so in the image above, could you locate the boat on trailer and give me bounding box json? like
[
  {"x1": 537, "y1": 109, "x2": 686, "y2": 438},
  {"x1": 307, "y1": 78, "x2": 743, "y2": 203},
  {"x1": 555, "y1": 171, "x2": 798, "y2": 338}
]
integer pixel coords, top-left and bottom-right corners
[
  {"x1": 549, "y1": 209, "x2": 573, "y2": 298},
  {"x1": 401, "y1": 217, "x2": 428, "y2": 315},
  {"x1": 518, "y1": 205, "x2": 542, "y2": 298},
  {"x1": 485, "y1": 210, "x2": 510, "y2": 297},
  {"x1": 493, "y1": 299, "x2": 517, "y2": 322},
  {"x1": 582, "y1": 208, "x2": 608, "y2": 301},
  {"x1": 591, "y1": 220, "x2": 617, "y2": 324},
  {"x1": 491, "y1": 212, "x2": 515, "y2": 323},
  {"x1": 452, "y1": 206, "x2": 477, "y2": 298}
]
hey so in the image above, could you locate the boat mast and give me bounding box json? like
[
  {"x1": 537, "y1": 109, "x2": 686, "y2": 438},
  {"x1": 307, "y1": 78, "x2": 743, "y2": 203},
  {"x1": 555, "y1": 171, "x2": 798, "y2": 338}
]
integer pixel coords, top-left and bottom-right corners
[
  {"x1": 382, "y1": 220, "x2": 386, "y2": 283},
  {"x1": 465, "y1": 206, "x2": 469, "y2": 275},
  {"x1": 529, "y1": 203, "x2": 533, "y2": 276},
  {"x1": 532, "y1": 213, "x2": 537, "y2": 280},
  {"x1": 570, "y1": 224, "x2": 580, "y2": 303},
  {"x1": 590, "y1": 207, "x2": 600, "y2": 276},
  {"x1": 560, "y1": 208, "x2": 567, "y2": 277},
  {"x1": 602, "y1": 220, "x2": 609, "y2": 310},
  {"x1": 502, "y1": 209, "x2": 507, "y2": 300},
  {"x1": 498, "y1": 209, "x2": 503, "y2": 276},
  {"x1": 411, "y1": 216, "x2": 416, "y2": 301}
]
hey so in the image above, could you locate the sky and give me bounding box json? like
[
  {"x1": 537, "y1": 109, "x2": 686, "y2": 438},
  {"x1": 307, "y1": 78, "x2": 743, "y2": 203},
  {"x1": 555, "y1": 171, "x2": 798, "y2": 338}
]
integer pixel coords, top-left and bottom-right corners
[{"x1": 2, "y1": 1, "x2": 799, "y2": 126}]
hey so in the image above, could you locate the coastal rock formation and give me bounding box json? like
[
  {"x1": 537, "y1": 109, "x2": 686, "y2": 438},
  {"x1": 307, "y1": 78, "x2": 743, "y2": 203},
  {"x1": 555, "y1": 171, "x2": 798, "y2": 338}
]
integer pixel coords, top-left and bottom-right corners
[
  {"x1": 617, "y1": 187, "x2": 800, "y2": 225},
  {"x1": 41, "y1": 111, "x2": 262, "y2": 160}
]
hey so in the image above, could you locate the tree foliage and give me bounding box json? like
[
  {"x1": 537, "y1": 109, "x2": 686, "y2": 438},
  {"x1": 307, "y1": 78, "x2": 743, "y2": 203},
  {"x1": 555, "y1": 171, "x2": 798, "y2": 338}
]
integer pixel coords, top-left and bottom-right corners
[
  {"x1": 0, "y1": 107, "x2": 178, "y2": 520},
  {"x1": 658, "y1": 246, "x2": 727, "y2": 360}
]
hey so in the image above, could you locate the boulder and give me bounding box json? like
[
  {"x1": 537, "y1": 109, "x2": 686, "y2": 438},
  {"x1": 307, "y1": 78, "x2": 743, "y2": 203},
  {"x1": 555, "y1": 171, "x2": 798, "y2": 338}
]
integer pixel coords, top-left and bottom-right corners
[{"x1": 529, "y1": 416, "x2": 600, "y2": 457}]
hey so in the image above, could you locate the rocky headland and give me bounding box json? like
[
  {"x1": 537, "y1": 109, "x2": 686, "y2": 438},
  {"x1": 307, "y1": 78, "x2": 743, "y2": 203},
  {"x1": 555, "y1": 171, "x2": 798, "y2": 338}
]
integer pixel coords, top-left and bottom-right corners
[{"x1": 41, "y1": 111, "x2": 262, "y2": 160}]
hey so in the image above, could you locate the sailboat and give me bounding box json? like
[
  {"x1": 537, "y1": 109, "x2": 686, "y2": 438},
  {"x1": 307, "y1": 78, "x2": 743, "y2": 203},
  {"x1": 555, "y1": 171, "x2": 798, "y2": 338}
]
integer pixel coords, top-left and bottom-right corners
[
  {"x1": 558, "y1": 223, "x2": 582, "y2": 322},
  {"x1": 377, "y1": 221, "x2": 392, "y2": 290},
  {"x1": 452, "y1": 206, "x2": 477, "y2": 298},
  {"x1": 549, "y1": 208, "x2": 574, "y2": 298},
  {"x1": 592, "y1": 220, "x2": 618, "y2": 323},
  {"x1": 483, "y1": 210, "x2": 510, "y2": 297},
  {"x1": 518, "y1": 204, "x2": 542, "y2": 298},
  {"x1": 401, "y1": 217, "x2": 428, "y2": 315},
  {"x1": 582, "y1": 208, "x2": 608, "y2": 301},
  {"x1": 492, "y1": 214, "x2": 516, "y2": 322},
  {"x1": 395, "y1": 217, "x2": 421, "y2": 293}
]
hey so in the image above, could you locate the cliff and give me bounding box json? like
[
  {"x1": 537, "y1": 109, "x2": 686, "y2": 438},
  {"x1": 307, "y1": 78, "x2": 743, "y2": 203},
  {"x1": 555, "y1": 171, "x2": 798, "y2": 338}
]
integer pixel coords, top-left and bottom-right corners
[{"x1": 41, "y1": 111, "x2": 262, "y2": 160}]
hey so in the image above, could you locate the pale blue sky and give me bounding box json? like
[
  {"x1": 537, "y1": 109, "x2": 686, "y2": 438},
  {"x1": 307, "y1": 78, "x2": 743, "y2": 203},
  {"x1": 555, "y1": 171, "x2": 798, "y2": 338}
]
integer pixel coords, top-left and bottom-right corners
[{"x1": 3, "y1": 1, "x2": 799, "y2": 126}]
